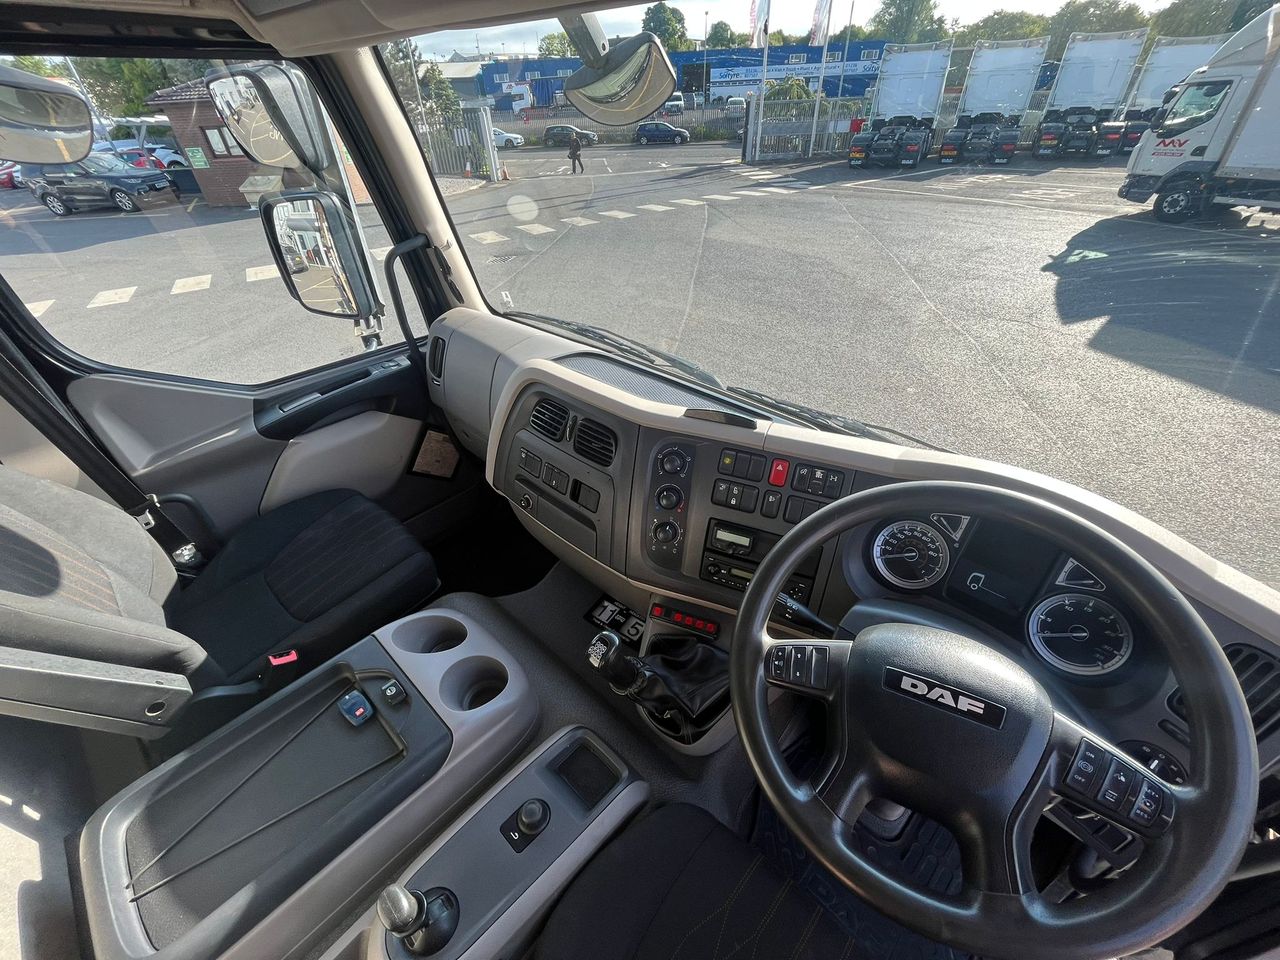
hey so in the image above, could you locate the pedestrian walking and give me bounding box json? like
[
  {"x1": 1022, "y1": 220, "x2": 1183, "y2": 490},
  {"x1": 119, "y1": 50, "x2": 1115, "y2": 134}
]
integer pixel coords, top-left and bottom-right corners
[{"x1": 568, "y1": 133, "x2": 584, "y2": 174}]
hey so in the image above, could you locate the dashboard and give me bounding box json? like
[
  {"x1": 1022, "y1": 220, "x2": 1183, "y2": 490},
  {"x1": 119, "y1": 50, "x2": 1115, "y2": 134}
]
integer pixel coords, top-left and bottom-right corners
[{"x1": 427, "y1": 308, "x2": 1280, "y2": 777}]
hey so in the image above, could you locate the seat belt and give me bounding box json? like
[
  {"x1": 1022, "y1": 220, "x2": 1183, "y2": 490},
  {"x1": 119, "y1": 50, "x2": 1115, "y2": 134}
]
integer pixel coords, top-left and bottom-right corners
[{"x1": 0, "y1": 333, "x2": 203, "y2": 570}]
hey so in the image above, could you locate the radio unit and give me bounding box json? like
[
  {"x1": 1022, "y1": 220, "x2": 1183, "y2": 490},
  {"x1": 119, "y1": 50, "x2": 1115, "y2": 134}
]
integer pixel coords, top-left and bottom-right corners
[{"x1": 700, "y1": 519, "x2": 821, "y2": 605}]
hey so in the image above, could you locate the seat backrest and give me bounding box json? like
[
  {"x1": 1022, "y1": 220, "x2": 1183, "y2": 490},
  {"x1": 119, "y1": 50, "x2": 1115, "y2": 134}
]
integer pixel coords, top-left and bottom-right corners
[{"x1": 0, "y1": 466, "x2": 221, "y2": 685}]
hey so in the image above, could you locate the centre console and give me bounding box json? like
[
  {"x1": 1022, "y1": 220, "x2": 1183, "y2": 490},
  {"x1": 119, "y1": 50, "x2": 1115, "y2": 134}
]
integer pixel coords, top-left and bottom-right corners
[{"x1": 79, "y1": 609, "x2": 538, "y2": 960}]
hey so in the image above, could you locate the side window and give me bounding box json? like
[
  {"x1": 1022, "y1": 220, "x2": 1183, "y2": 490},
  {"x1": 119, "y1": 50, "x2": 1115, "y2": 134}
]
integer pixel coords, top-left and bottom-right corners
[
  {"x1": 1162, "y1": 81, "x2": 1232, "y2": 134},
  {"x1": 0, "y1": 54, "x2": 425, "y2": 385}
]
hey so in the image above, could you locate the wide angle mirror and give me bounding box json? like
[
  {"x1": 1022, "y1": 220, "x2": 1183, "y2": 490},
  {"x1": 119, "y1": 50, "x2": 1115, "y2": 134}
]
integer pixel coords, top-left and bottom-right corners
[
  {"x1": 0, "y1": 64, "x2": 93, "y2": 163},
  {"x1": 559, "y1": 13, "x2": 676, "y2": 125},
  {"x1": 259, "y1": 190, "x2": 378, "y2": 320}
]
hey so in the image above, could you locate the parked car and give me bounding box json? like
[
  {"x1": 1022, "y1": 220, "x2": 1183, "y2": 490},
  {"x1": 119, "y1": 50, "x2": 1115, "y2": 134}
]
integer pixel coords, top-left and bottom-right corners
[
  {"x1": 98, "y1": 139, "x2": 187, "y2": 168},
  {"x1": 0, "y1": 161, "x2": 20, "y2": 189},
  {"x1": 280, "y1": 242, "x2": 309, "y2": 274},
  {"x1": 492, "y1": 127, "x2": 524, "y2": 149},
  {"x1": 635, "y1": 121, "x2": 689, "y2": 145},
  {"x1": 542, "y1": 124, "x2": 599, "y2": 148},
  {"x1": 725, "y1": 96, "x2": 747, "y2": 118},
  {"x1": 22, "y1": 154, "x2": 178, "y2": 216},
  {"x1": 661, "y1": 95, "x2": 684, "y2": 116}
]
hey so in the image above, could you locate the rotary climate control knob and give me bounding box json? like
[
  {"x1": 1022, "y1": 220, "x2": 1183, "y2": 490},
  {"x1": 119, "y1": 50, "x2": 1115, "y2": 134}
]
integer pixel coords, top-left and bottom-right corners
[
  {"x1": 653, "y1": 521, "x2": 680, "y2": 544},
  {"x1": 655, "y1": 485, "x2": 683, "y2": 510},
  {"x1": 659, "y1": 450, "x2": 687, "y2": 474}
]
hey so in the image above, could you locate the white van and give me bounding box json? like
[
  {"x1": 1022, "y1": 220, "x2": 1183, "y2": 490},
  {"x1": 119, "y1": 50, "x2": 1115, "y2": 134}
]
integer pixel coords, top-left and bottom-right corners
[{"x1": 725, "y1": 96, "x2": 746, "y2": 118}]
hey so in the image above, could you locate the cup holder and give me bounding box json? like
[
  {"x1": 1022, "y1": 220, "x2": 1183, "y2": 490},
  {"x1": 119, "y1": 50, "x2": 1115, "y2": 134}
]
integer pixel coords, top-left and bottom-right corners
[
  {"x1": 439, "y1": 657, "x2": 509, "y2": 712},
  {"x1": 390, "y1": 614, "x2": 468, "y2": 654}
]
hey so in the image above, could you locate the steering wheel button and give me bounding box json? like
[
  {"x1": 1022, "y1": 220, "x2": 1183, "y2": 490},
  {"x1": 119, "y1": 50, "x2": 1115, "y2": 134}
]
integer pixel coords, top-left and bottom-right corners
[
  {"x1": 811, "y1": 646, "x2": 829, "y2": 688},
  {"x1": 789, "y1": 646, "x2": 811, "y2": 683},
  {"x1": 1129, "y1": 778, "x2": 1163, "y2": 826},
  {"x1": 1097, "y1": 758, "x2": 1137, "y2": 810}
]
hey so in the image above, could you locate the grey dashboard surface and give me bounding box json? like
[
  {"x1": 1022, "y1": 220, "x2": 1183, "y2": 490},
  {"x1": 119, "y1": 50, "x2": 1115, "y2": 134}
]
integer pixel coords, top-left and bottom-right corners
[{"x1": 428, "y1": 307, "x2": 1280, "y2": 775}]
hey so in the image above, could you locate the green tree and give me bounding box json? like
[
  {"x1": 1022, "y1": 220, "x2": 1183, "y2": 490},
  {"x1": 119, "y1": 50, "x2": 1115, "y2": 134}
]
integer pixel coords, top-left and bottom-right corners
[
  {"x1": 1150, "y1": 0, "x2": 1233, "y2": 36},
  {"x1": 1047, "y1": 0, "x2": 1148, "y2": 58},
  {"x1": 1230, "y1": 0, "x2": 1270, "y2": 29},
  {"x1": 830, "y1": 24, "x2": 870, "y2": 44},
  {"x1": 418, "y1": 58, "x2": 462, "y2": 127},
  {"x1": 766, "y1": 76, "x2": 814, "y2": 99},
  {"x1": 707, "y1": 20, "x2": 734, "y2": 47},
  {"x1": 731, "y1": 30, "x2": 753, "y2": 46},
  {"x1": 953, "y1": 9, "x2": 1051, "y2": 44},
  {"x1": 868, "y1": 0, "x2": 950, "y2": 43},
  {"x1": 3, "y1": 55, "x2": 60, "y2": 77},
  {"x1": 643, "y1": 2, "x2": 690, "y2": 50},
  {"x1": 538, "y1": 32, "x2": 573, "y2": 57},
  {"x1": 67, "y1": 57, "x2": 211, "y2": 116}
]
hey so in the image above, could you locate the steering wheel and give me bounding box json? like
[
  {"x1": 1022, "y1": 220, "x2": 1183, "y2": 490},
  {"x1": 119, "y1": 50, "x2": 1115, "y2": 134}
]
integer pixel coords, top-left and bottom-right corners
[{"x1": 731, "y1": 481, "x2": 1257, "y2": 960}]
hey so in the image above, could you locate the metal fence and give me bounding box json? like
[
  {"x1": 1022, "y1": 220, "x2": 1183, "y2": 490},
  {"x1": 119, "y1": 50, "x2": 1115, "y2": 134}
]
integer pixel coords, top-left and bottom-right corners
[
  {"x1": 417, "y1": 105, "x2": 500, "y2": 180},
  {"x1": 489, "y1": 104, "x2": 747, "y2": 145},
  {"x1": 747, "y1": 97, "x2": 869, "y2": 161}
]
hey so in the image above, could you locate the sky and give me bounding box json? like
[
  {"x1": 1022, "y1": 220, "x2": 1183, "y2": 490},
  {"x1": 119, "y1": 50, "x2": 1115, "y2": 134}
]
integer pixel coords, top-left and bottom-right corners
[{"x1": 419, "y1": 0, "x2": 1170, "y2": 60}]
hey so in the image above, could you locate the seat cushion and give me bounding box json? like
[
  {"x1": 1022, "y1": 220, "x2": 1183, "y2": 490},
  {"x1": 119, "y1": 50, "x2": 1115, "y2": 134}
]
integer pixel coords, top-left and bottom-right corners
[
  {"x1": 168, "y1": 490, "x2": 438, "y2": 681},
  {"x1": 0, "y1": 467, "x2": 218, "y2": 684},
  {"x1": 537, "y1": 803, "x2": 860, "y2": 960}
]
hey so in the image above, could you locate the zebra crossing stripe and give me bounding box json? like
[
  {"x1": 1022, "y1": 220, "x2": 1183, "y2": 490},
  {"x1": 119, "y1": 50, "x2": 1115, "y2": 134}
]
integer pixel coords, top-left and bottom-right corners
[
  {"x1": 598, "y1": 210, "x2": 636, "y2": 219},
  {"x1": 24, "y1": 300, "x2": 54, "y2": 319},
  {"x1": 246, "y1": 265, "x2": 279, "y2": 282},
  {"x1": 702, "y1": 195, "x2": 739, "y2": 201},
  {"x1": 561, "y1": 216, "x2": 599, "y2": 226},
  {"x1": 171, "y1": 275, "x2": 212, "y2": 294},
  {"x1": 87, "y1": 287, "x2": 137, "y2": 308},
  {"x1": 469, "y1": 231, "x2": 511, "y2": 243},
  {"x1": 516, "y1": 223, "x2": 557, "y2": 235},
  {"x1": 669, "y1": 199, "x2": 705, "y2": 206},
  {"x1": 732, "y1": 190, "x2": 768, "y2": 196},
  {"x1": 637, "y1": 204, "x2": 674, "y2": 212}
]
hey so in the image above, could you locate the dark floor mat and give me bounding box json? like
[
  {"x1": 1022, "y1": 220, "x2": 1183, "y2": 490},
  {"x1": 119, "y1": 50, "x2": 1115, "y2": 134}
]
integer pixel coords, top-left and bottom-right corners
[{"x1": 752, "y1": 798, "x2": 971, "y2": 960}]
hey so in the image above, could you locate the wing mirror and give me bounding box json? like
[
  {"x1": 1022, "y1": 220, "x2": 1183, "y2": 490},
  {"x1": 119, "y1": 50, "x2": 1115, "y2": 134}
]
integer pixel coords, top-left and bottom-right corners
[
  {"x1": 259, "y1": 190, "x2": 381, "y2": 322},
  {"x1": 205, "y1": 63, "x2": 333, "y2": 178},
  {"x1": 0, "y1": 64, "x2": 94, "y2": 163},
  {"x1": 558, "y1": 13, "x2": 676, "y2": 126}
]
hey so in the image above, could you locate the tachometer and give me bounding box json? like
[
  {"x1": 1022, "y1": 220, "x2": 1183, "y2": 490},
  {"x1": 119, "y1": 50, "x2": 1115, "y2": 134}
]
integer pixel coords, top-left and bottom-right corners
[
  {"x1": 872, "y1": 520, "x2": 950, "y2": 589},
  {"x1": 1028, "y1": 593, "x2": 1133, "y2": 676}
]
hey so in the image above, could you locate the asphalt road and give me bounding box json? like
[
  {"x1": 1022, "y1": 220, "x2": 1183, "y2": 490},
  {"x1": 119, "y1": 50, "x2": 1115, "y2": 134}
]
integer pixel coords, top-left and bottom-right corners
[{"x1": 1, "y1": 141, "x2": 1277, "y2": 589}]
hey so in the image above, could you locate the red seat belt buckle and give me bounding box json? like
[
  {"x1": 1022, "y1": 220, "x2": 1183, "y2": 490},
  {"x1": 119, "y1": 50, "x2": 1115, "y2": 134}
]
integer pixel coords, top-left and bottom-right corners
[{"x1": 264, "y1": 649, "x2": 299, "y2": 692}]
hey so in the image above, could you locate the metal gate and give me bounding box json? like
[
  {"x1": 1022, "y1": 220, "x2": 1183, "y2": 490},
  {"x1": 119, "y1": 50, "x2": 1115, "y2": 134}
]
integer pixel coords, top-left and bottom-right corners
[
  {"x1": 417, "y1": 105, "x2": 500, "y2": 181},
  {"x1": 747, "y1": 97, "x2": 867, "y2": 162}
]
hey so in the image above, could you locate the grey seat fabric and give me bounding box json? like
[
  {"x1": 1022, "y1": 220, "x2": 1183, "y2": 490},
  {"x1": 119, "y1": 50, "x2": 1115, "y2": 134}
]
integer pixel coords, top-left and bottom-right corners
[{"x1": 0, "y1": 466, "x2": 438, "y2": 688}]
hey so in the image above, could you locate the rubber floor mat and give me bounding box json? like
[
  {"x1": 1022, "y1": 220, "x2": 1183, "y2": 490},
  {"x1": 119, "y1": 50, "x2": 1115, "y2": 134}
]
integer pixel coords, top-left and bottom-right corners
[{"x1": 752, "y1": 797, "x2": 972, "y2": 960}]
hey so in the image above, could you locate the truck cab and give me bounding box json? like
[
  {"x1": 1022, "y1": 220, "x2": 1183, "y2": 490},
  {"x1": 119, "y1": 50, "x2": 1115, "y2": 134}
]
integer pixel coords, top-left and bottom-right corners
[{"x1": 1119, "y1": 5, "x2": 1280, "y2": 221}]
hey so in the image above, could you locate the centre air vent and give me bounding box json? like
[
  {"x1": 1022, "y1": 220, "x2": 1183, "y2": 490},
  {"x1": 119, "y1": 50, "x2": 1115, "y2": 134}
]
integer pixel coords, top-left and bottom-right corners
[
  {"x1": 573, "y1": 418, "x2": 617, "y2": 467},
  {"x1": 529, "y1": 398, "x2": 569, "y2": 441},
  {"x1": 1168, "y1": 643, "x2": 1280, "y2": 739}
]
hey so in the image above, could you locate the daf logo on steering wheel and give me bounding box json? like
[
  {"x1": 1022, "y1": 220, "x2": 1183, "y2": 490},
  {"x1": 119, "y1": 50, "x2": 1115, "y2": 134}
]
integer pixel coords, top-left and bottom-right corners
[{"x1": 884, "y1": 667, "x2": 1007, "y2": 729}]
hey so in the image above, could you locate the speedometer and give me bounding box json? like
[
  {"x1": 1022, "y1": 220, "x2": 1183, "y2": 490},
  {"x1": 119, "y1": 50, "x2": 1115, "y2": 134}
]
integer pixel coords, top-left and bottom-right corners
[
  {"x1": 1028, "y1": 594, "x2": 1133, "y2": 676},
  {"x1": 872, "y1": 520, "x2": 950, "y2": 589}
]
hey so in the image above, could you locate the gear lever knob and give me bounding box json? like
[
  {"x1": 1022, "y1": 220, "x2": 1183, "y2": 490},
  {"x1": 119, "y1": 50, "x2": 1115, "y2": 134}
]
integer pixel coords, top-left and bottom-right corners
[
  {"x1": 587, "y1": 630, "x2": 643, "y2": 690},
  {"x1": 377, "y1": 884, "x2": 424, "y2": 938}
]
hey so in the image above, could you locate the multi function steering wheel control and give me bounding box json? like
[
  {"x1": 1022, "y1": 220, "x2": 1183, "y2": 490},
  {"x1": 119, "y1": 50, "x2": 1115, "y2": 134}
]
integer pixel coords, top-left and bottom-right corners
[{"x1": 1062, "y1": 739, "x2": 1173, "y2": 835}]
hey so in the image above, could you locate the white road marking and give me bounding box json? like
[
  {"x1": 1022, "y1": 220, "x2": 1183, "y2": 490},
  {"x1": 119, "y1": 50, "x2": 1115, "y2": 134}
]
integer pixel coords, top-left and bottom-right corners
[
  {"x1": 171, "y1": 274, "x2": 211, "y2": 294},
  {"x1": 370, "y1": 246, "x2": 392, "y2": 259},
  {"x1": 669, "y1": 198, "x2": 705, "y2": 205},
  {"x1": 469, "y1": 230, "x2": 511, "y2": 243},
  {"x1": 598, "y1": 210, "x2": 636, "y2": 219},
  {"x1": 516, "y1": 223, "x2": 557, "y2": 234},
  {"x1": 702, "y1": 194, "x2": 739, "y2": 201},
  {"x1": 743, "y1": 171, "x2": 785, "y2": 180},
  {"x1": 719, "y1": 158, "x2": 741, "y2": 164},
  {"x1": 759, "y1": 187, "x2": 795, "y2": 194},
  {"x1": 24, "y1": 300, "x2": 53, "y2": 318},
  {"x1": 1011, "y1": 188, "x2": 1078, "y2": 201},
  {"x1": 637, "y1": 204, "x2": 674, "y2": 212},
  {"x1": 246, "y1": 264, "x2": 279, "y2": 282},
  {"x1": 561, "y1": 216, "x2": 599, "y2": 226},
  {"x1": 87, "y1": 286, "x2": 136, "y2": 308},
  {"x1": 732, "y1": 190, "x2": 768, "y2": 196},
  {"x1": 807, "y1": 184, "x2": 830, "y2": 190}
]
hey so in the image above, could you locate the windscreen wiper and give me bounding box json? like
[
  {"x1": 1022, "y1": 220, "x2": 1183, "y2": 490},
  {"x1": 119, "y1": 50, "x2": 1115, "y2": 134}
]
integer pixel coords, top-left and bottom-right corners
[
  {"x1": 725, "y1": 386, "x2": 950, "y2": 453},
  {"x1": 507, "y1": 312, "x2": 722, "y2": 388}
]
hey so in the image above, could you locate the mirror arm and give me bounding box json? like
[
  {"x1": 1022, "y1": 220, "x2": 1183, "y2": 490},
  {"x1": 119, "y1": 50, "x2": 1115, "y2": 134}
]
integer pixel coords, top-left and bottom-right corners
[
  {"x1": 383, "y1": 234, "x2": 431, "y2": 383},
  {"x1": 560, "y1": 14, "x2": 610, "y2": 69}
]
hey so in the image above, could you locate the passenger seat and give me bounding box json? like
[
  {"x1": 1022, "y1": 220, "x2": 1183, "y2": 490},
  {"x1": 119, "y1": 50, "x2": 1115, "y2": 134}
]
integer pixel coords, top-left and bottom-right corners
[{"x1": 0, "y1": 466, "x2": 438, "y2": 726}]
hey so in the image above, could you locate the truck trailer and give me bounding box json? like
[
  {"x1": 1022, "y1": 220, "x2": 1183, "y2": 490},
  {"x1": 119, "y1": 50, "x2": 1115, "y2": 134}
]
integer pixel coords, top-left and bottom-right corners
[
  {"x1": 1118, "y1": 33, "x2": 1232, "y2": 152},
  {"x1": 938, "y1": 36, "x2": 1049, "y2": 164},
  {"x1": 1034, "y1": 29, "x2": 1148, "y2": 160},
  {"x1": 849, "y1": 40, "x2": 951, "y2": 168},
  {"x1": 1119, "y1": 4, "x2": 1280, "y2": 221}
]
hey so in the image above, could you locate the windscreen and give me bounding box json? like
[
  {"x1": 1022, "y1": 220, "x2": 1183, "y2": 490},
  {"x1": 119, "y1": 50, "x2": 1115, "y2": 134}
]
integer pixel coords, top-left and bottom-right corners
[{"x1": 374, "y1": 10, "x2": 1277, "y2": 591}]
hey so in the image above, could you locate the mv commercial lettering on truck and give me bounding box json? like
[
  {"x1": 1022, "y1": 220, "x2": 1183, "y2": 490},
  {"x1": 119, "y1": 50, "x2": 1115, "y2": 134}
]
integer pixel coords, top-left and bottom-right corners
[{"x1": 1119, "y1": 4, "x2": 1280, "y2": 221}]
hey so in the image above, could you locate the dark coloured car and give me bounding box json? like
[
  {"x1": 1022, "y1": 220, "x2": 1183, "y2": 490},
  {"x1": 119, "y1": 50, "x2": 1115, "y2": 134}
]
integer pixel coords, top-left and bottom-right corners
[
  {"x1": 23, "y1": 154, "x2": 177, "y2": 216},
  {"x1": 543, "y1": 124, "x2": 599, "y2": 148},
  {"x1": 635, "y1": 121, "x2": 689, "y2": 145}
]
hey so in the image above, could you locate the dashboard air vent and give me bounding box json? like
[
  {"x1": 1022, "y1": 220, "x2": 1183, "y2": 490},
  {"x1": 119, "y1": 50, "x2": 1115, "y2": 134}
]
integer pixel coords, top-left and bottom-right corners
[
  {"x1": 529, "y1": 398, "x2": 569, "y2": 442},
  {"x1": 573, "y1": 418, "x2": 617, "y2": 467},
  {"x1": 1168, "y1": 643, "x2": 1280, "y2": 739}
]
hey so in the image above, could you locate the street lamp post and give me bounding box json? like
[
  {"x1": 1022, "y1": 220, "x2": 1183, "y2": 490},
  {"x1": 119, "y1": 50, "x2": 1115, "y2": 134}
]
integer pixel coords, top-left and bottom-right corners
[{"x1": 704, "y1": 10, "x2": 709, "y2": 107}]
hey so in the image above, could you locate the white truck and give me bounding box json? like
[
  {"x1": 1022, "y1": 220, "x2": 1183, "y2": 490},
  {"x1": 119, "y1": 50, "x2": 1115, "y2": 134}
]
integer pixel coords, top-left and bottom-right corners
[
  {"x1": 1119, "y1": 4, "x2": 1280, "y2": 221},
  {"x1": 937, "y1": 36, "x2": 1049, "y2": 164},
  {"x1": 1034, "y1": 29, "x2": 1148, "y2": 160},
  {"x1": 848, "y1": 40, "x2": 952, "y2": 168},
  {"x1": 1117, "y1": 33, "x2": 1231, "y2": 151}
]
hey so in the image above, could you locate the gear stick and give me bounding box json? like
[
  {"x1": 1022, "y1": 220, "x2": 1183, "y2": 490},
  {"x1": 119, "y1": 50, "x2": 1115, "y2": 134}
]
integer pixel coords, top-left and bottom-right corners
[
  {"x1": 587, "y1": 630, "x2": 730, "y2": 736},
  {"x1": 376, "y1": 883, "x2": 459, "y2": 955}
]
